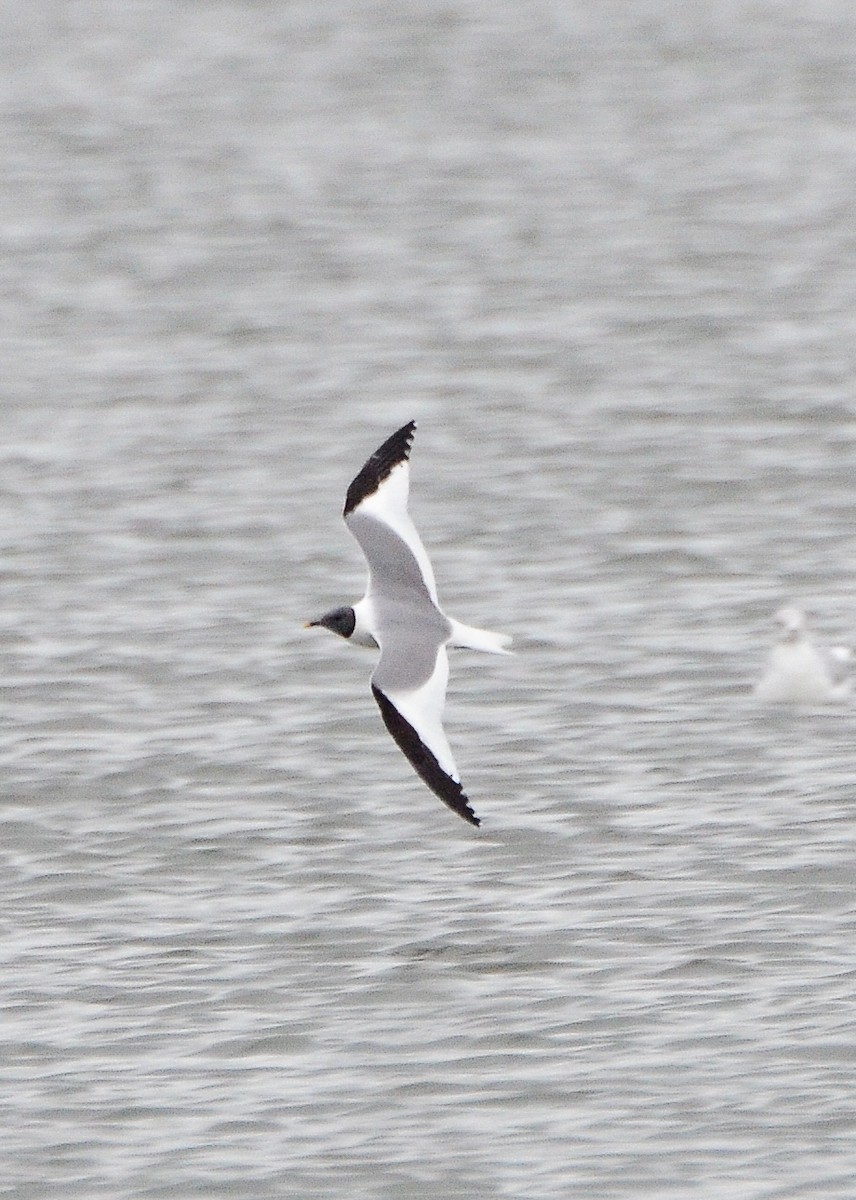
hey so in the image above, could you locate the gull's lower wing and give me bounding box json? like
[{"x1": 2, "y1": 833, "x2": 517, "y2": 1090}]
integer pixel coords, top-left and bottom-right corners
[
  {"x1": 371, "y1": 642, "x2": 479, "y2": 827},
  {"x1": 371, "y1": 684, "x2": 480, "y2": 827}
]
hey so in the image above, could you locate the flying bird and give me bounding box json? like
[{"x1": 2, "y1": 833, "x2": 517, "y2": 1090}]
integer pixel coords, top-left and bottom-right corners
[
  {"x1": 306, "y1": 421, "x2": 511, "y2": 826},
  {"x1": 754, "y1": 606, "x2": 851, "y2": 704}
]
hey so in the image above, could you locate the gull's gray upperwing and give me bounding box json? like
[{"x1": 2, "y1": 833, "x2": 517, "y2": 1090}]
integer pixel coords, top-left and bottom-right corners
[{"x1": 346, "y1": 509, "x2": 441, "y2": 615}]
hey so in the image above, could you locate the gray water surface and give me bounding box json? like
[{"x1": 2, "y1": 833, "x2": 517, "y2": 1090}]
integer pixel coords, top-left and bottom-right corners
[{"x1": 3, "y1": 3, "x2": 856, "y2": 1197}]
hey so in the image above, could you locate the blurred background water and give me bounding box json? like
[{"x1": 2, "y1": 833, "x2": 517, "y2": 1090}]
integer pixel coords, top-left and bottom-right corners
[{"x1": 3, "y1": 2, "x2": 856, "y2": 1197}]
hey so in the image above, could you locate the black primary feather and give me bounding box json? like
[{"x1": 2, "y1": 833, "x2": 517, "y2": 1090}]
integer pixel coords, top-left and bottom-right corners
[{"x1": 343, "y1": 421, "x2": 417, "y2": 517}]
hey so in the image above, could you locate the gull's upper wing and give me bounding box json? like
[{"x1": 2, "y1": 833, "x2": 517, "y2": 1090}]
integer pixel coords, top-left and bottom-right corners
[{"x1": 343, "y1": 421, "x2": 439, "y2": 603}]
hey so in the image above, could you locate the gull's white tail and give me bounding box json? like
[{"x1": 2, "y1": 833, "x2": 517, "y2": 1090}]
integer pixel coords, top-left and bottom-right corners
[{"x1": 447, "y1": 618, "x2": 513, "y2": 655}]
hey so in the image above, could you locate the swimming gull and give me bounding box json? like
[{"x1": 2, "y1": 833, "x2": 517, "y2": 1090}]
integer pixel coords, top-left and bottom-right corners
[
  {"x1": 306, "y1": 421, "x2": 511, "y2": 826},
  {"x1": 754, "y1": 606, "x2": 851, "y2": 704}
]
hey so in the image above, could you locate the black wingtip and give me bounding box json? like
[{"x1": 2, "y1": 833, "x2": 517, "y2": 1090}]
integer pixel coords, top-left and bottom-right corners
[
  {"x1": 343, "y1": 421, "x2": 417, "y2": 517},
  {"x1": 371, "y1": 684, "x2": 481, "y2": 827}
]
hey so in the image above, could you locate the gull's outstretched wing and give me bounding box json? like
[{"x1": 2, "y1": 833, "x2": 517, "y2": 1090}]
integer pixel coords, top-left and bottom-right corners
[
  {"x1": 343, "y1": 420, "x2": 439, "y2": 603},
  {"x1": 372, "y1": 644, "x2": 479, "y2": 827}
]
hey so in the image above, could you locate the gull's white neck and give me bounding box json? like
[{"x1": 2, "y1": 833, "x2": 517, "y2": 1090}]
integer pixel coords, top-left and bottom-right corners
[{"x1": 351, "y1": 597, "x2": 379, "y2": 647}]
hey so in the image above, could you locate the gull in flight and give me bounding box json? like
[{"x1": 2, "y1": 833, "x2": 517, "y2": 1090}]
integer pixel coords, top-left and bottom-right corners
[
  {"x1": 306, "y1": 421, "x2": 511, "y2": 826},
  {"x1": 754, "y1": 606, "x2": 851, "y2": 704}
]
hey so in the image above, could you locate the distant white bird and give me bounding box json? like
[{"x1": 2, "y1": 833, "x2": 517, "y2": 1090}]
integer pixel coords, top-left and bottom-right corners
[
  {"x1": 306, "y1": 421, "x2": 511, "y2": 826},
  {"x1": 754, "y1": 607, "x2": 851, "y2": 704}
]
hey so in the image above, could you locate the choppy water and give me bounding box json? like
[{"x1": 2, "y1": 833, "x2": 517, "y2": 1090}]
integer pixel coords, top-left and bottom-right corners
[{"x1": 3, "y1": 2, "x2": 856, "y2": 1197}]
